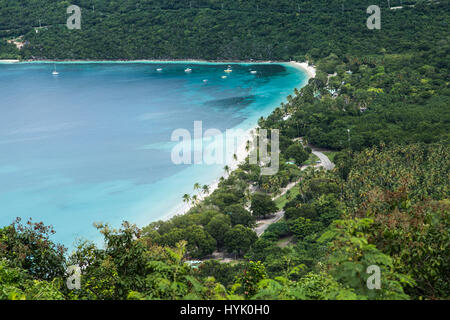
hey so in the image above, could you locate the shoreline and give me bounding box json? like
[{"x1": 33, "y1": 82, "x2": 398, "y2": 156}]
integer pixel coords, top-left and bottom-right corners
[
  {"x1": 287, "y1": 61, "x2": 316, "y2": 81},
  {"x1": 0, "y1": 58, "x2": 316, "y2": 89},
  {"x1": 1, "y1": 58, "x2": 311, "y2": 67},
  {"x1": 161, "y1": 127, "x2": 256, "y2": 221},
  {"x1": 160, "y1": 61, "x2": 316, "y2": 221},
  {"x1": 0, "y1": 59, "x2": 20, "y2": 63},
  {"x1": 1, "y1": 58, "x2": 280, "y2": 64},
  {"x1": 1, "y1": 58, "x2": 316, "y2": 86}
]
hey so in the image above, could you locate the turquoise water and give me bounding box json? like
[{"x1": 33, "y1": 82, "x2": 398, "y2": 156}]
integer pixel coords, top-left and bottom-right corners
[{"x1": 0, "y1": 61, "x2": 306, "y2": 248}]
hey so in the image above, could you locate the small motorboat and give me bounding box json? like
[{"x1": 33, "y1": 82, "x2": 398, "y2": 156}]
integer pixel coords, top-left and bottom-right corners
[
  {"x1": 156, "y1": 68, "x2": 163, "y2": 72},
  {"x1": 185, "y1": 68, "x2": 192, "y2": 73},
  {"x1": 203, "y1": 79, "x2": 208, "y2": 83},
  {"x1": 221, "y1": 76, "x2": 227, "y2": 79},
  {"x1": 250, "y1": 70, "x2": 257, "y2": 74}
]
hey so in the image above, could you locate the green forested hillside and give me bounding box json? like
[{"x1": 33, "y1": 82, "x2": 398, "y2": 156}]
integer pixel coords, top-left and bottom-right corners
[
  {"x1": 0, "y1": 0, "x2": 449, "y2": 301},
  {"x1": 261, "y1": 50, "x2": 450, "y2": 149},
  {"x1": 0, "y1": 1, "x2": 448, "y2": 60}
]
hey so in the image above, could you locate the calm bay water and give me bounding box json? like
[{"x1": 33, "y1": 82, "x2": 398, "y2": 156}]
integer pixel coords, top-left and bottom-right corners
[{"x1": 0, "y1": 61, "x2": 306, "y2": 248}]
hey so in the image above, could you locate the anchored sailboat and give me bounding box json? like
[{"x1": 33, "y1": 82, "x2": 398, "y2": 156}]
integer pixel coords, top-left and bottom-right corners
[{"x1": 52, "y1": 64, "x2": 59, "y2": 75}]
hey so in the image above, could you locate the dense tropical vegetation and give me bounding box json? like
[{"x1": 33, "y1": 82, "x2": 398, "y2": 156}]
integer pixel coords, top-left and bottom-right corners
[
  {"x1": 1, "y1": 0, "x2": 449, "y2": 300},
  {"x1": 0, "y1": 0, "x2": 447, "y2": 62}
]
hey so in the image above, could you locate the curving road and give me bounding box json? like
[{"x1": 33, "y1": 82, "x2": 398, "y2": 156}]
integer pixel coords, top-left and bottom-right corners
[
  {"x1": 254, "y1": 149, "x2": 334, "y2": 237},
  {"x1": 312, "y1": 150, "x2": 335, "y2": 170}
]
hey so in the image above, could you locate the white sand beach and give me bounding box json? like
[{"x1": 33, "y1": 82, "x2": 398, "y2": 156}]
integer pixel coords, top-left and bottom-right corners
[
  {"x1": 162, "y1": 127, "x2": 255, "y2": 221},
  {"x1": 288, "y1": 61, "x2": 317, "y2": 80},
  {"x1": 162, "y1": 61, "x2": 317, "y2": 221},
  {"x1": 0, "y1": 59, "x2": 20, "y2": 63}
]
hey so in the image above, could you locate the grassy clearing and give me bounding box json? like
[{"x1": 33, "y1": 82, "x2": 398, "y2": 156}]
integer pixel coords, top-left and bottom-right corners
[{"x1": 275, "y1": 186, "x2": 300, "y2": 210}]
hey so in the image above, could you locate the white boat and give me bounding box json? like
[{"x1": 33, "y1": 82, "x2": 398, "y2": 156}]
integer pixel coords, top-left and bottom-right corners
[
  {"x1": 250, "y1": 70, "x2": 257, "y2": 74},
  {"x1": 52, "y1": 64, "x2": 59, "y2": 75},
  {"x1": 221, "y1": 76, "x2": 227, "y2": 79},
  {"x1": 203, "y1": 79, "x2": 208, "y2": 83},
  {"x1": 156, "y1": 68, "x2": 163, "y2": 72},
  {"x1": 224, "y1": 68, "x2": 233, "y2": 73},
  {"x1": 185, "y1": 68, "x2": 192, "y2": 73}
]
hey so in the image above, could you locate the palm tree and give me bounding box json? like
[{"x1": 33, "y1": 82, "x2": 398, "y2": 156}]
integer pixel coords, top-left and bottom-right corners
[
  {"x1": 193, "y1": 182, "x2": 203, "y2": 200},
  {"x1": 245, "y1": 140, "x2": 251, "y2": 152},
  {"x1": 287, "y1": 94, "x2": 293, "y2": 104},
  {"x1": 191, "y1": 195, "x2": 198, "y2": 206},
  {"x1": 202, "y1": 184, "x2": 210, "y2": 196},
  {"x1": 183, "y1": 194, "x2": 191, "y2": 205},
  {"x1": 270, "y1": 176, "x2": 280, "y2": 194},
  {"x1": 224, "y1": 165, "x2": 230, "y2": 175},
  {"x1": 233, "y1": 153, "x2": 238, "y2": 162}
]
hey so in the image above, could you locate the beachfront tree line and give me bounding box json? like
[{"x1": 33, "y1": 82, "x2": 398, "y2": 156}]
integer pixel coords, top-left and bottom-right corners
[{"x1": 145, "y1": 161, "x2": 299, "y2": 260}]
